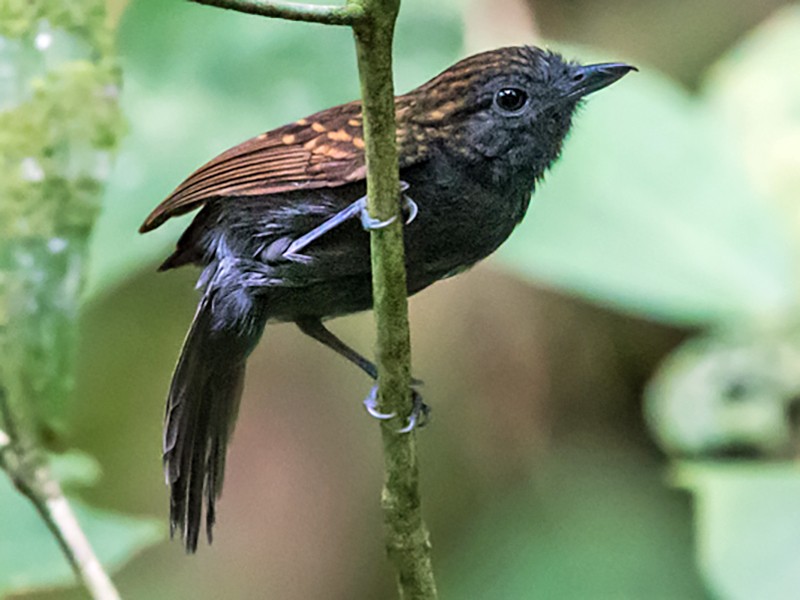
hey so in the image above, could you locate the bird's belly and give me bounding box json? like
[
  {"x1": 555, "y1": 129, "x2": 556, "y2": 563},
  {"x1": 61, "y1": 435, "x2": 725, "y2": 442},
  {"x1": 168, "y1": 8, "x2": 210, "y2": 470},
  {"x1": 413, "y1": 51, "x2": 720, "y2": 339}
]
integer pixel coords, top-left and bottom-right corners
[{"x1": 201, "y1": 179, "x2": 530, "y2": 321}]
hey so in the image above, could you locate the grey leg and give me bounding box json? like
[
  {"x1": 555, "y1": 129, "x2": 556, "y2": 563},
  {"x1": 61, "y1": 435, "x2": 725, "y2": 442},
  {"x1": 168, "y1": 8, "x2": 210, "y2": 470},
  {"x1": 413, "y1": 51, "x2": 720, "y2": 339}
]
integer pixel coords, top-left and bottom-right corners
[
  {"x1": 282, "y1": 182, "x2": 418, "y2": 264},
  {"x1": 295, "y1": 317, "x2": 429, "y2": 431}
]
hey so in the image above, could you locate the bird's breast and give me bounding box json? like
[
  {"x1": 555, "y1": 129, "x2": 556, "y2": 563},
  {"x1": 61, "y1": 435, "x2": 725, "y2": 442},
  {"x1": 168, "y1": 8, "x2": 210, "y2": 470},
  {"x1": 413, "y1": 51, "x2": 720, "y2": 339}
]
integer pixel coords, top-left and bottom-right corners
[{"x1": 400, "y1": 159, "x2": 532, "y2": 283}]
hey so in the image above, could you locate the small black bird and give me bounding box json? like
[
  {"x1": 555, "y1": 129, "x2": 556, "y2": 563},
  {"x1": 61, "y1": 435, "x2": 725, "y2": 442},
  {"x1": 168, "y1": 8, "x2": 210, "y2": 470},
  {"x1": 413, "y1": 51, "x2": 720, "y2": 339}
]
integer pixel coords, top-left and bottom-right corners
[{"x1": 140, "y1": 45, "x2": 634, "y2": 552}]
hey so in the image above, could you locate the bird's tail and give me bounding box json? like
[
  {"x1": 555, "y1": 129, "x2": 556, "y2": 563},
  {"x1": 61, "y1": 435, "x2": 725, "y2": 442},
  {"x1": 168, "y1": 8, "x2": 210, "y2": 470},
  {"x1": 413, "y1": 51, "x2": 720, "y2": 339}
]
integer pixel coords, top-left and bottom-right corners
[{"x1": 163, "y1": 283, "x2": 268, "y2": 552}]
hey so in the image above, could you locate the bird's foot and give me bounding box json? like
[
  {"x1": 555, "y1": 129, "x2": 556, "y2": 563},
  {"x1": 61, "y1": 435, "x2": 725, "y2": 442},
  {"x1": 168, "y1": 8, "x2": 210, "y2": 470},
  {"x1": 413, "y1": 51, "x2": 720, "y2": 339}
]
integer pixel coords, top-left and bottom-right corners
[
  {"x1": 363, "y1": 385, "x2": 430, "y2": 432},
  {"x1": 358, "y1": 181, "x2": 418, "y2": 230},
  {"x1": 358, "y1": 198, "x2": 397, "y2": 230}
]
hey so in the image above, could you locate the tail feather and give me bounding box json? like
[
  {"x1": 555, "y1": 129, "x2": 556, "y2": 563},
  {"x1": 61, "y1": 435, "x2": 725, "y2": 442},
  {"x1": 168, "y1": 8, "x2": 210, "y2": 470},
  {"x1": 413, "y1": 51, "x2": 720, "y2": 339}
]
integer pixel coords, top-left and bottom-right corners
[{"x1": 163, "y1": 289, "x2": 266, "y2": 552}]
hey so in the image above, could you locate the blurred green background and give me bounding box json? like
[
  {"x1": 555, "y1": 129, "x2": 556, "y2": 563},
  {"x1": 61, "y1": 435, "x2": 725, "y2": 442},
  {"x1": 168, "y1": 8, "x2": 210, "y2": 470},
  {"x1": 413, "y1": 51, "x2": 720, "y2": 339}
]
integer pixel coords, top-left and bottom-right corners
[{"x1": 6, "y1": 0, "x2": 800, "y2": 598}]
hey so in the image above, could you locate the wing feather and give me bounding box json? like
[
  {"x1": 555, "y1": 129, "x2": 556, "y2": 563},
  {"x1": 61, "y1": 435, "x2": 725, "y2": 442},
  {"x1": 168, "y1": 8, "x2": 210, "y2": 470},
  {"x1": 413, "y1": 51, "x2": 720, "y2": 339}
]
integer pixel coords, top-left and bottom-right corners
[
  {"x1": 141, "y1": 102, "x2": 374, "y2": 232},
  {"x1": 140, "y1": 96, "x2": 429, "y2": 232}
]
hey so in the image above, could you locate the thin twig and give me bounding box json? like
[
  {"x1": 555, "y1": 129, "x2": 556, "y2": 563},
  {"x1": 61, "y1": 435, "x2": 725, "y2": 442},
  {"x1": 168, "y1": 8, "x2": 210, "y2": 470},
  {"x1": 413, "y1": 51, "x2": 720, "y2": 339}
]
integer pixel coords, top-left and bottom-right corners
[
  {"x1": 0, "y1": 388, "x2": 121, "y2": 600},
  {"x1": 17, "y1": 472, "x2": 122, "y2": 600},
  {"x1": 189, "y1": 0, "x2": 365, "y2": 25}
]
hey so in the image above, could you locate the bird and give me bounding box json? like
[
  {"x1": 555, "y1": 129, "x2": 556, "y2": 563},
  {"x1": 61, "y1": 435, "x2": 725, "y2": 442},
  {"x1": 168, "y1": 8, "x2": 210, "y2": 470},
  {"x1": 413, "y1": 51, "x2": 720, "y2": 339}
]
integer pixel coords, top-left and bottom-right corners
[{"x1": 140, "y1": 45, "x2": 635, "y2": 552}]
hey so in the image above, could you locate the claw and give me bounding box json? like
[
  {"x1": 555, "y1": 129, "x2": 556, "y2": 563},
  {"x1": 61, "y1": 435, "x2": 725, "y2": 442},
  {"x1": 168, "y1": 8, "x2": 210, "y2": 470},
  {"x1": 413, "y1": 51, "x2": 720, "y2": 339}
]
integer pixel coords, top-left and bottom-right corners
[
  {"x1": 397, "y1": 419, "x2": 417, "y2": 434},
  {"x1": 363, "y1": 385, "x2": 396, "y2": 420},
  {"x1": 360, "y1": 210, "x2": 397, "y2": 230},
  {"x1": 403, "y1": 196, "x2": 419, "y2": 225},
  {"x1": 397, "y1": 390, "x2": 431, "y2": 433},
  {"x1": 359, "y1": 183, "x2": 418, "y2": 230},
  {"x1": 357, "y1": 198, "x2": 397, "y2": 230},
  {"x1": 363, "y1": 385, "x2": 430, "y2": 432}
]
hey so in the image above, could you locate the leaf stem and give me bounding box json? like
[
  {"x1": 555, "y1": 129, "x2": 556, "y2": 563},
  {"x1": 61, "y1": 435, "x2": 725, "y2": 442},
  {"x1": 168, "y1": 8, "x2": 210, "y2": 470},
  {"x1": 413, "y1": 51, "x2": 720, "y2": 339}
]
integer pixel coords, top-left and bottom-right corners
[
  {"x1": 0, "y1": 387, "x2": 121, "y2": 600},
  {"x1": 189, "y1": 0, "x2": 365, "y2": 25}
]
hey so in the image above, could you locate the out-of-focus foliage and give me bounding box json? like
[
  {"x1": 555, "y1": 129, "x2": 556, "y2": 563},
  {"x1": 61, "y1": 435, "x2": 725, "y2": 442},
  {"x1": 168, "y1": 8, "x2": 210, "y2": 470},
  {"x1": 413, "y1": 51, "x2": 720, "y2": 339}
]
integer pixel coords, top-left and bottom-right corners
[
  {"x1": 676, "y1": 463, "x2": 800, "y2": 600},
  {"x1": 0, "y1": 452, "x2": 162, "y2": 595},
  {"x1": 706, "y1": 6, "x2": 800, "y2": 232},
  {"x1": 0, "y1": 2, "x2": 164, "y2": 596},
  {"x1": 646, "y1": 327, "x2": 800, "y2": 456},
  {"x1": 646, "y1": 8, "x2": 800, "y2": 600},
  {"x1": 440, "y1": 446, "x2": 706, "y2": 599},
  {"x1": 0, "y1": 3, "x2": 125, "y2": 430}
]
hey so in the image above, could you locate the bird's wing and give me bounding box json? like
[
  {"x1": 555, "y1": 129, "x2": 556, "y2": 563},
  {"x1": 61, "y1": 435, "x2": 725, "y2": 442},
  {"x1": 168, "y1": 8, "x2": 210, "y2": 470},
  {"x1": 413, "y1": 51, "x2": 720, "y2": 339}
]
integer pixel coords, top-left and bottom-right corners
[{"x1": 140, "y1": 99, "x2": 426, "y2": 233}]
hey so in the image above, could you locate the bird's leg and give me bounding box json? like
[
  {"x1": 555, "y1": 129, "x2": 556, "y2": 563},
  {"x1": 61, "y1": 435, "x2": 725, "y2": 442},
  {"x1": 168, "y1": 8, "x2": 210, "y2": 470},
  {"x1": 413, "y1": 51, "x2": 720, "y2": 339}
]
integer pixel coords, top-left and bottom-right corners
[
  {"x1": 281, "y1": 181, "x2": 417, "y2": 264},
  {"x1": 280, "y1": 199, "x2": 367, "y2": 264},
  {"x1": 295, "y1": 317, "x2": 429, "y2": 430},
  {"x1": 296, "y1": 317, "x2": 378, "y2": 379}
]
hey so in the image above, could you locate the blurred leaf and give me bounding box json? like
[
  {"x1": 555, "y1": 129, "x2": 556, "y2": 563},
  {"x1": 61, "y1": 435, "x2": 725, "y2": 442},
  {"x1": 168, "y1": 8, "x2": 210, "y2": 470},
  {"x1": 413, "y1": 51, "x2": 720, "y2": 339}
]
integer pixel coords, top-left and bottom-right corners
[
  {"x1": 0, "y1": 452, "x2": 164, "y2": 596},
  {"x1": 645, "y1": 327, "x2": 800, "y2": 457},
  {"x1": 676, "y1": 462, "x2": 800, "y2": 600},
  {"x1": 49, "y1": 450, "x2": 103, "y2": 488},
  {"x1": 705, "y1": 5, "x2": 800, "y2": 232},
  {"x1": 496, "y1": 59, "x2": 800, "y2": 327},
  {"x1": 439, "y1": 446, "x2": 706, "y2": 599},
  {"x1": 85, "y1": 0, "x2": 464, "y2": 299}
]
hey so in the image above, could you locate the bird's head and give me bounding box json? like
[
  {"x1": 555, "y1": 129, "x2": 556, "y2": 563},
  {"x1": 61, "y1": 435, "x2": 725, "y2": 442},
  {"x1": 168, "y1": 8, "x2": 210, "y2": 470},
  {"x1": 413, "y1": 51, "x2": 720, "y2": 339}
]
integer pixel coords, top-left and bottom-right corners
[{"x1": 401, "y1": 46, "x2": 635, "y2": 182}]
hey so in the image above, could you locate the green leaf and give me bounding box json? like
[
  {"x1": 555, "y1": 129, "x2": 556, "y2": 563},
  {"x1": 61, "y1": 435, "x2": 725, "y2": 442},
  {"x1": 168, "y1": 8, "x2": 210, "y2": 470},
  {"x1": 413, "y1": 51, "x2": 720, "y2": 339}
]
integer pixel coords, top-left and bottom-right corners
[
  {"x1": 645, "y1": 328, "x2": 800, "y2": 457},
  {"x1": 49, "y1": 449, "x2": 103, "y2": 487},
  {"x1": 85, "y1": 0, "x2": 464, "y2": 299},
  {"x1": 439, "y1": 447, "x2": 707, "y2": 599},
  {"x1": 704, "y1": 5, "x2": 800, "y2": 238},
  {"x1": 496, "y1": 60, "x2": 800, "y2": 326},
  {"x1": 0, "y1": 452, "x2": 164, "y2": 596},
  {"x1": 676, "y1": 462, "x2": 800, "y2": 600}
]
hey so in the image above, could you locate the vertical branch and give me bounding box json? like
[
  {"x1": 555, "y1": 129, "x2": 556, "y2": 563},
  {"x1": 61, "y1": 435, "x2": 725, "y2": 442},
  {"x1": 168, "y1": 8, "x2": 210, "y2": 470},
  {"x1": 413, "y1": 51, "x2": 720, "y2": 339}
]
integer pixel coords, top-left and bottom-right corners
[
  {"x1": 188, "y1": 1, "x2": 438, "y2": 596},
  {"x1": 0, "y1": 391, "x2": 120, "y2": 600},
  {"x1": 351, "y1": 1, "x2": 438, "y2": 598}
]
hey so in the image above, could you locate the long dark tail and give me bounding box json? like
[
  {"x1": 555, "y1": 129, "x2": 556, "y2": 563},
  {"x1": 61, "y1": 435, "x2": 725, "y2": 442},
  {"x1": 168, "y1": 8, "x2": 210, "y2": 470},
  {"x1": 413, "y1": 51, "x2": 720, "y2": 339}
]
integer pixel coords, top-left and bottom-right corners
[{"x1": 163, "y1": 284, "x2": 267, "y2": 552}]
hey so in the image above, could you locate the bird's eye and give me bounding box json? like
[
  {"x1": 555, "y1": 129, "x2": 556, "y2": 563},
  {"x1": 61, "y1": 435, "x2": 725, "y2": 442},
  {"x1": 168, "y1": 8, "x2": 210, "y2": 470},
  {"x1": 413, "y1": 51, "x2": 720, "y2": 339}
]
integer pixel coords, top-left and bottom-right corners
[{"x1": 494, "y1": 87, "x2": 529, "y2": 114}]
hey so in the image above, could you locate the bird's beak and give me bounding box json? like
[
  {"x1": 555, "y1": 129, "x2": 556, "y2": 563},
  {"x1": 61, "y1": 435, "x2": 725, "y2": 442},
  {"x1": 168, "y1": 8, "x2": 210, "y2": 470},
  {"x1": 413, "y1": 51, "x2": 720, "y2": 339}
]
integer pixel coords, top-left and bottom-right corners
[{"x1": 563, "y1": 63, "x2": 637, "y2": 101}]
